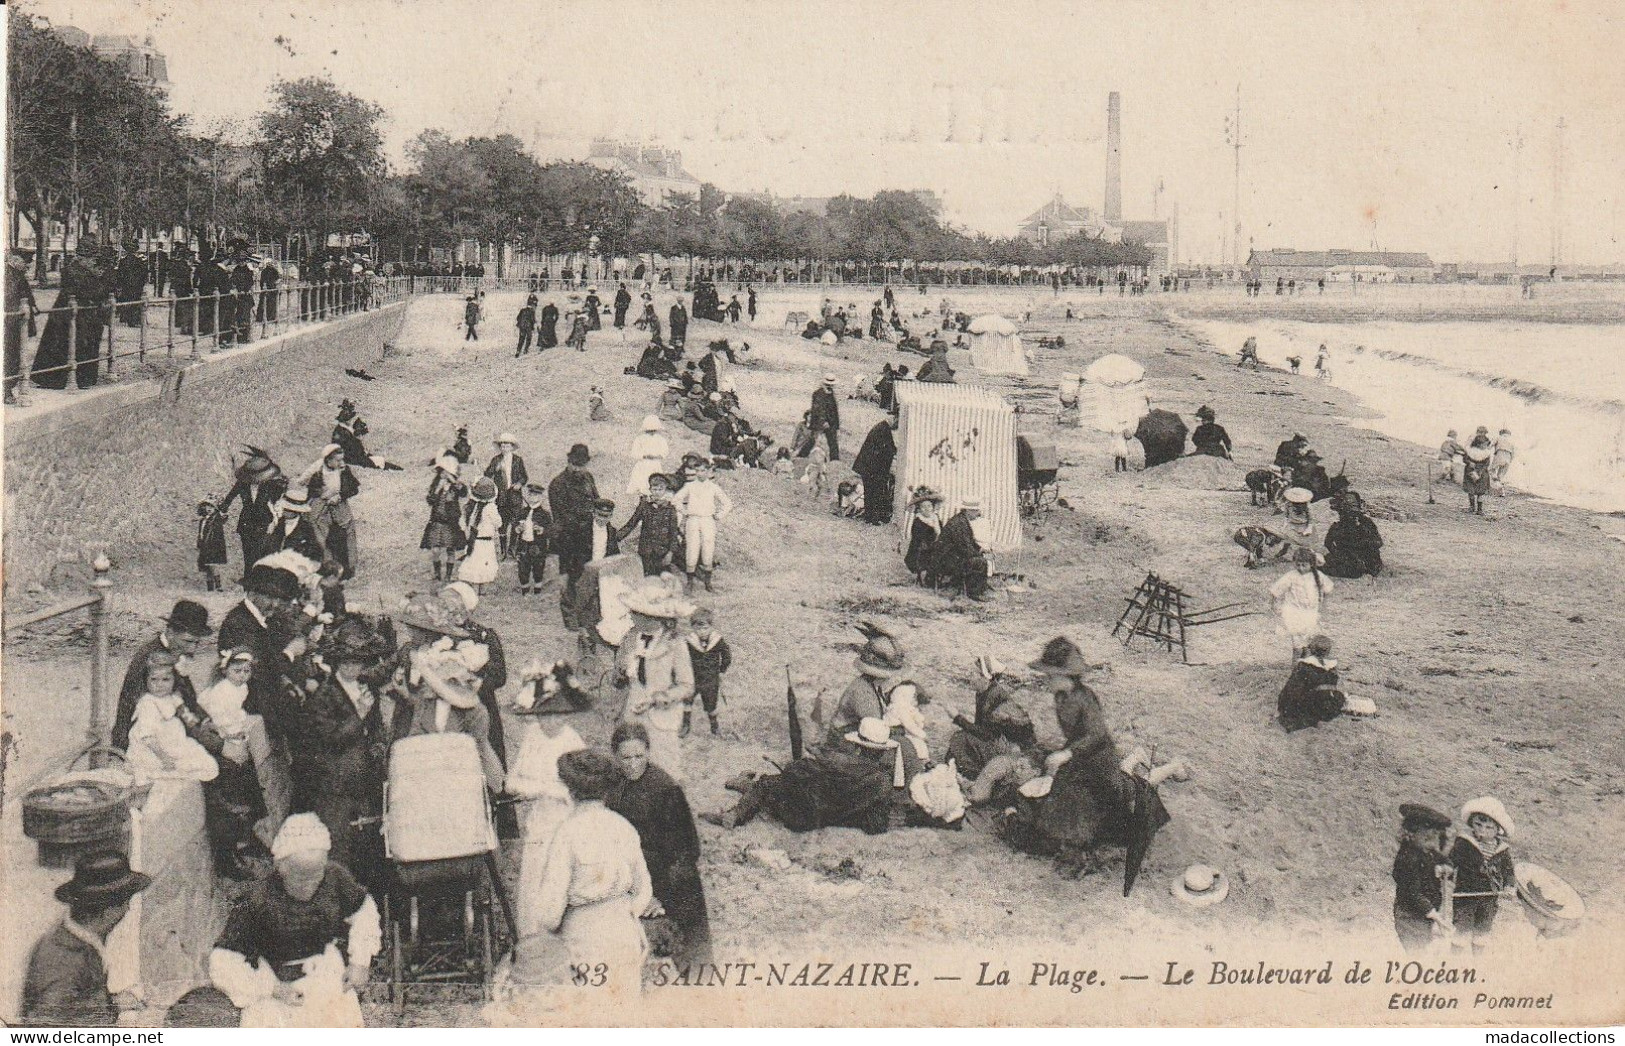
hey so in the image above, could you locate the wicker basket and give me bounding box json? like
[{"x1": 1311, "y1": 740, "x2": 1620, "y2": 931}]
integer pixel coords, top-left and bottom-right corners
[{"x1": 22, "y1": 747, "x2": 136, "y2": 847}]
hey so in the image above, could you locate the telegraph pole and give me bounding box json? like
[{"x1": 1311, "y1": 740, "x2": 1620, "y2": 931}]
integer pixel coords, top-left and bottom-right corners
[{"x1": 1224, "y1": 85, "x2": 1244, "y2": 277}]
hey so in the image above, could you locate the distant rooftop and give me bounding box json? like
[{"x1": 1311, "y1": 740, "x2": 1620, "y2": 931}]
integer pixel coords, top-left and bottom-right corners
[{"x1": 1249, "y1": 248, "x2": 1434, "y2": 268}]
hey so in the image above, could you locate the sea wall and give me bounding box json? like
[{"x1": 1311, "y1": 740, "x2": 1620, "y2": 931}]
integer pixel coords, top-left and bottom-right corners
[{"x1": 2, "y1": 304, "x2": 408, "y2": 593}]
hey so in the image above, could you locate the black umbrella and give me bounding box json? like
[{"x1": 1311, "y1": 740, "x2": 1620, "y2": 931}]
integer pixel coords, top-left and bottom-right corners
[
  {"x1": 1133, "y1": 409, "x2": 1190, "y2": 468},
  {"x1": 1122, "y1": 776, "x2": 1172, "y2": 897}
]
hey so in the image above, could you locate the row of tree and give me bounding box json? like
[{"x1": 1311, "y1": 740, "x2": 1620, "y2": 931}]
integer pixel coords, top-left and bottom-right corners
[{"x1": 7, "y1": 11, "x2": 1153, "y2": 281}]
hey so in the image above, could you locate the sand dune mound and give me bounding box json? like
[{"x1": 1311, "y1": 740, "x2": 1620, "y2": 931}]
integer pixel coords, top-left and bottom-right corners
[{"x1": 1141, "y1": 453, "x2": 1246, "y2": 489}]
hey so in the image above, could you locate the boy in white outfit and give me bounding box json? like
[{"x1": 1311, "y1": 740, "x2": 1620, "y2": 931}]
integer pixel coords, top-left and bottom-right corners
[{"x1": 671, "y1": 460, "x2": 733, "y2": 592}]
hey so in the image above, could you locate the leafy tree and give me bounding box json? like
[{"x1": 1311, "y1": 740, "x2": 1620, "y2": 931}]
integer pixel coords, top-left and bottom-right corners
[
  {"x1": 255, "y1": 76, "x2": 387, "y2": 247},
  {"x1": 7, "y1": 11, "x2": 191, "y2": 279}
]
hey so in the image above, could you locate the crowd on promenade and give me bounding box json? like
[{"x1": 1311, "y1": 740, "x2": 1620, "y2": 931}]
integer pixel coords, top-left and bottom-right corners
[{"x1": 4, "y1": 238, "x2": 389, "y2": 403}]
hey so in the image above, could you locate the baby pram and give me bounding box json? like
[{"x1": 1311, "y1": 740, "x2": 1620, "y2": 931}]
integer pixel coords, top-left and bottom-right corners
[
  {"x1": 380, "y1": 733, "x2": 513, "y2": 1002},
  {"x1": 1016, "y1": 435, "x2": 1060, "y2": 516}
]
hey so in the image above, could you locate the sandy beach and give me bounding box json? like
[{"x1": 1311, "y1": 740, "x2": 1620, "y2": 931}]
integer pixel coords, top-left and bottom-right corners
[{"x1": 5, "y1": 286, "x2": 1623, "y2": 1023}]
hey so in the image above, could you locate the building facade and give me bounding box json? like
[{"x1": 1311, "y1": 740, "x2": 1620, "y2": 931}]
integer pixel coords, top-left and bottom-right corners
[
  {"x1": 586, "y1": 140, "x2": 702, "y2": 207},
  {"x1": 1248, "y1": 249, "x2": 1436, "y2": 284}
]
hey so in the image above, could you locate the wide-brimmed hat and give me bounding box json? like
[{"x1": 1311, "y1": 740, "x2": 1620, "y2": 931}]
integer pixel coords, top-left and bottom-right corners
[
  {"x1": 621, "y1": 584, "x2": 694, "y2": 620},
  {"x1": 278, "y1": 488, "x2": 312, "y2": 513},
  {"x1": 435, "y1": 454, "x2": 460, "y2": 476},
  {"x1": 907, "y1": 486, "x2": 943, "y2": 508},
  {"x1": 493, "y1": 432, "x2": 519, "y2": 447},
  {"x1": 234, "y1": 446, "x2": 283, "y2": 485},
  {"x1": 641, "y1": 414, "x2": 663, "y2": 432},
  {"x1": 1029, "y1": 637, "x2": 1088, "y2": 675},
  {"x1": 469, "y1": 477, "x2": 497, "y2": 502},
  {"x1": 394, "y1": 592, "x2": 470, "y2": 639},
  {"x1": 1195, "y1": 405, "x2": 1215, "y2": 419},
  {"x1": 319, "y1": 443, "x2": 345, "y2": 463},
  {"x1": 414, "y1": 650, "x2": 480, "y2": 709},
  {"x1": 1461, "y1": 796, "x2": 1515, "y2": 839},
  {"x1": 164, "y1": 599, "x2": 213, "y2": 637},
  {"x1": 1171, "y1": 865, "x2": 1230, "y2": 907},
  {"x1": 55, "y1": 851, "x2": 152, "y2": 906},
  {"x1": 568, "y1": 444, "x2": 591, "y2": 466},
  {"x1": 844, "y1": 716, "x2": 899, "y2": 750},
  {"x1": 1399, "y1": 803, "x2": 1453, "y2": 833},
  {"x1": 1332, "y1": 490, "x2": 1365, "y2": 513},
  {"x1": 239, "y1": 564, "x2": 302, "y2": 602},
  {"x1": 854, "y1": 635, "x2": 906, "y2": 677},
  {"x1": 1282, "y1": 486, "x2": 1314, "y2": 505},
  {"x1": 322, "y1": 618, "x2": 391, "y2": 663}
]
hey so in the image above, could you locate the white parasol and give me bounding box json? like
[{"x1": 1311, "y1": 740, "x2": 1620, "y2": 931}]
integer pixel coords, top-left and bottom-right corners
[
  {"x1": 968, "y1": 314, "x2": 1017, "y2": 335},
  {"x1": 1084, "y1": 353, "x2": 1145, "y2": 388}
]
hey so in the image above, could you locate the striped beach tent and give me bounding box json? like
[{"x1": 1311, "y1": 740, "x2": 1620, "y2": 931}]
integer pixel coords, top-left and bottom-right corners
[{"x1": 893, "y1": 382, "x2": 1022, "y2": 552}]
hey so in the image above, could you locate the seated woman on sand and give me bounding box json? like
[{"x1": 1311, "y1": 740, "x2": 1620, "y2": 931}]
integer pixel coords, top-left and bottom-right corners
[{"x1": 997, "y1": 638, "x2": 1187, "y2": 879}]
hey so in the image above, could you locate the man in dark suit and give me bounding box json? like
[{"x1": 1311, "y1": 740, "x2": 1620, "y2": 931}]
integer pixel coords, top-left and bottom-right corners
[
  {"x1": 931, "y1": 497, "x2": 992, "y2": 601},
  {"x1": 261, "y1": 487, "x2": 325, "y2": 561},
  {"x1": 286, "y1": 619, "x2": 395, "y2": 886},
  {"x1": 218, "y1": 564, "x2": 306, "y2": 736},
  {"x1": 798, "y1": 375, "x2": 841, "y2": 460},
  {"x1": 548, "y1": 444, "x2": 600, "y2": 623},
  {"x1": 21, "y1": 853, "x2": 150, "y2": 1027},
  {"x1": 112, "y1": 599, "x2": 213, "y2": 751}
]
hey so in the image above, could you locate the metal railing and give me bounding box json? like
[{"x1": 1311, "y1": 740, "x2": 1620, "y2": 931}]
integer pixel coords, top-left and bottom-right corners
[
  {"x1": 5, "y1": 276, "x2": 417, "y2": 396},
  {"x1": 1, "y1": 555, "x2": 114, "y2": 770}
]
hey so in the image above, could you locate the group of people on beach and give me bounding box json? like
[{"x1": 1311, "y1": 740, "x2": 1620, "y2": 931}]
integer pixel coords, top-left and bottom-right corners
[
  {"x1": 24, "y1": 280, "x2": 1564, "y2": 1028},
  {"x1": 1438, "y1": 425, "x2": 1516, "y2": 514}
]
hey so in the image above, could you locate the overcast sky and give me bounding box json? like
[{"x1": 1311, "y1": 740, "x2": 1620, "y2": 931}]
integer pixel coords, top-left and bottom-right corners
[{"x1": 18, "y1": 0, "x2": 1625, "y2": 263}]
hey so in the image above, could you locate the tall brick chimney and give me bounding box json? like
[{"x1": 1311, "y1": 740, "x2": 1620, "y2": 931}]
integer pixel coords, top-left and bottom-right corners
[{"x1": 1105, "y1": 92, "x2": 1123, "y2": 221}]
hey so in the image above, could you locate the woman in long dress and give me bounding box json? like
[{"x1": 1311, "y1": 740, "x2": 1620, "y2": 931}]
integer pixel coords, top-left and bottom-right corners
[
  {"x1": 534, "y1": 750, "x2": 653, "y2": 995},
  {"x1": 505, "y1": 690, "x2": 586, "y2": 982},
  {"x1": 903, "y1": 488, "x2": 943, "y2": 583},
  {"x1": 606, "y1": 722, "x2": 713, "y2": 970},
  {"x1": 458, "y1": 478, "x2": 501, "y2": 590},
  {"x1": 627, "y1": 415, "x2": 670, "y2": 495}
]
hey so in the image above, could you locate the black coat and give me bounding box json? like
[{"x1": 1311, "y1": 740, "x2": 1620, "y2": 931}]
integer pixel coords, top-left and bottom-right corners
[
  {"x1": 537, "y1": 304, "x2": 560, "y2": 348},
  {"x1": 1392, "y1": 839, "x2": 1446, "y2": 920},
  {"x1": 1191, "y1": 421, "x2": 1232, "y2": 458},
  {"x1": 1277, "y1": 658, "x2": 1344, "y2": 732},
  {"x1": 809, "y1": 387, "x2": 840, "y2": 433},
  {"x1": 264, "y1": 514, "x2": 325, "y2": 561},
  {"x1": 852, "y1": 422, "x2": 896, "y2": 478},
  {"x1": 1322, "y1": 512, "x2": 1383, "y2": 578}
]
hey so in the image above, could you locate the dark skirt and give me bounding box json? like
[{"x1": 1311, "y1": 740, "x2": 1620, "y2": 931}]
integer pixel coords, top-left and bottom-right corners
[
  {"x1": 197, "y1": 523, "x2": 229, "y2": 569},
  {"x1": 421, "y1": 520, "x2": 465, "y2": 550},
  {"x1": 904, "y1": 520, "x2": 938, "y2": 577}
]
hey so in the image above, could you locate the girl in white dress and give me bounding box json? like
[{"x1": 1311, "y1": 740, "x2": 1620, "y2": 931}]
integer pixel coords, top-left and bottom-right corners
[
  {"x1": 127, "y1": 650, "x2": 219, "y2": 784},
  {"x1": 1269, "y1": 547, "x2": 1334, "y2": 660},
  {"x1": 626, "y1": 415, "x2": 670, "y2": 495},
  {"x1": 458, "y1": 477, "x2": 500, "y2": 590}
]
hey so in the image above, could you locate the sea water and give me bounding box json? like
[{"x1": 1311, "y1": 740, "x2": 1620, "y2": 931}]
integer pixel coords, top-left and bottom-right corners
[{"x1": 1179, "y1": 318, "x2": 1625, "y2": 513}]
